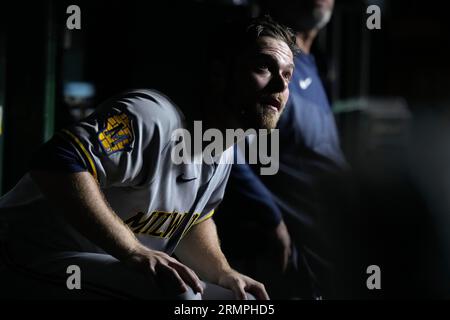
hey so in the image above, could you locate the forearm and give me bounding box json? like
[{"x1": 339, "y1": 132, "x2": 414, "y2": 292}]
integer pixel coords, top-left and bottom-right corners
[
  {"x1": 30, "y1": 170, "x2": 144, "y2": 261},
  {"x1": 175, "y1": 218, "x2": 232, "y2": 283}
]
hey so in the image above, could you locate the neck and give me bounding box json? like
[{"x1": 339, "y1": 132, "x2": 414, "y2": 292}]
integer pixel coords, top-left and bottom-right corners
[
  {"x1": 199, "y1": 102, "x2": 243, "y2": 149},
  {"x1": 295, "y1": 29, "x2": 318, "y2": 54}
]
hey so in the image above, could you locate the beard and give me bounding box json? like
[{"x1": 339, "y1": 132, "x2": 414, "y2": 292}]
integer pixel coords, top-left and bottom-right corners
[
  {"x1": 312, "y1": 7, "x2": 333, "y2": 30},
  {"x1": 293, "y1": 8, "x2": 332, "y2": 31},
  {"x1": 240, "y1": 104, "x2": 280, "y2": 130},
  {"x1": 259, "y1": 106, "x2": 280, "y2": 130}
]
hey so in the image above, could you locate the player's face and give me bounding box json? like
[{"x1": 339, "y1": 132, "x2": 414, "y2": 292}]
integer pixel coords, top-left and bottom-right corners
[{"x1": 231, "y1": 36, "x2": 294, "y2": 130}]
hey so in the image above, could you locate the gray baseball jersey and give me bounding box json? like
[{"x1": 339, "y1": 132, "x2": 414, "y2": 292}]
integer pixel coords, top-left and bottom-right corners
[{"x1": 0, "y1": 89, "x2": 232, "y2": 254}]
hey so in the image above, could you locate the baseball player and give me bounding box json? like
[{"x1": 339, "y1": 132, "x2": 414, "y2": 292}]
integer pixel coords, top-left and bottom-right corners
[
  {"x1": 0, "y1": 16, "x2": 297, "y2": 299},
  {"x1": 216, "y1": 0, "x2": 346, "y2": 299}
]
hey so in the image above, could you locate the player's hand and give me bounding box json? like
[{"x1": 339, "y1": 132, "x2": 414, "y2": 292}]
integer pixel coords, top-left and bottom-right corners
[
  {"x1": 271, "y1": 219, "x2": 292, "y2": 273},
  {"x1": 217, "y1": 269, "x2": 269, "y2": 300},
  {"x1": 125, "y1": 245, "x2": 204, "y2": 296}
]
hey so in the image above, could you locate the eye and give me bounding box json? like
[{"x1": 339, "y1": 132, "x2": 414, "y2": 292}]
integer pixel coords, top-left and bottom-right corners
[
  {"x1": 255, "y1": 64, "x2": 269, "y2": 72},
  {"x1": 283, "y1": 71, "x2": 293, "y2": 81}
]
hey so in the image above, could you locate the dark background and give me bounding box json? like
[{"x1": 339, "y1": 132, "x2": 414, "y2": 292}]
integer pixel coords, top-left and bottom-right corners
[
  {"x1": 1, "y1": 0, "x2": 450, "y2": 298},
  {"x1": 2, "y1": 0, "x2": 450, "y2": 191}
]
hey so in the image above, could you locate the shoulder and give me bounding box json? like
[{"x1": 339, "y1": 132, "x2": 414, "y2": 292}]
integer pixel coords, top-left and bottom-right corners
[
  {"x1": 110, "y1": 89, "x2": 184, "y2": 126},
  {"x1": 95, "y1": 89, "x2": 185, "y2": 141}
]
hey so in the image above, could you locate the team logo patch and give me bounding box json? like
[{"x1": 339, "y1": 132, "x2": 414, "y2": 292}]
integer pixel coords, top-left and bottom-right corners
[{"x1": 98, "y1": 111, "x2": 134, "y2": 154}]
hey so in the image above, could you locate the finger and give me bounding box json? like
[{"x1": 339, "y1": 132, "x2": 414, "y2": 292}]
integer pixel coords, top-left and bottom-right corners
[
  {"x1": 169, "y1": 261, "x2": 204, "y2": 294},
  {"x1": 155, "y1": 263, "x2": 188, "y2": 296},
  {"x1": 245, "y1": 282, "x2": 270, "y2": 300},
  {"x1": 230, "y1": 281, "x2": 247, "y2": 300},
  {"x1": 170, "y1": 261, "x2": 203, "y2": 293}
]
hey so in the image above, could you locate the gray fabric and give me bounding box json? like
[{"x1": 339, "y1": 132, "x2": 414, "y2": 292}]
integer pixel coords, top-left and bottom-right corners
[
  {"x1": 0, "y1": 89, "x2": 232, "y2": 254},
  {"x1": 1, "y1": 238, "x2": 253, "y2": 300},
  {"x1": 0, "y1": 89, "x2": 237, "y2": 299}
]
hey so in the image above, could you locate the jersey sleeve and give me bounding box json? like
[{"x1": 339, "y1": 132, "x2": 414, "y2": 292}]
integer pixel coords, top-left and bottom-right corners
[
  {"x1": 58, "y1": 90, "x2": 183, "y2": 188},
  {"x1": 30, "y1": 134, "x2": 88, "y2": 173}
]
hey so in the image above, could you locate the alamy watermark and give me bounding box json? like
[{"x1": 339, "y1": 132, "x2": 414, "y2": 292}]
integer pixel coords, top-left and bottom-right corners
[
  {"x1": 170, "y1": 121, "x2": 279, "y2": 176},
  {"x1": 366, "y1": 264, "x2": 381, "y2": 290},
  {"x1": 67, "y1": 4, "x2": 381, "y2": 31},
  {"x1": 66, "y1": 264, "x2": 81, "y2": 290},
  {"x1": 66, "y1": 5, "x2": 81, "y2": 30},
  {"x1": 366, "y1": 5, "x2": 381, "y2": 30}
]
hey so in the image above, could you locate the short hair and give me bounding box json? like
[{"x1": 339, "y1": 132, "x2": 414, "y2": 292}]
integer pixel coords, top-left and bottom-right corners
[
  {"x1": 245, "y1": 15, "x2": 299, "y2": 55},
  {"x1": 207, "y1": 15, "x2": 299, "y2": 65}
]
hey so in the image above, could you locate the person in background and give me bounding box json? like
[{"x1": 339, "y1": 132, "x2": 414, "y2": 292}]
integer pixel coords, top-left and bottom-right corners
[{"x1": 215, "y1": 0, "x2": 347, "y2": 299}]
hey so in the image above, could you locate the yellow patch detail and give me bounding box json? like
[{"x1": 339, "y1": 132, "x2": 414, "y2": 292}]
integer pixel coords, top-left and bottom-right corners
[{"x1": 98, "y1": 113, "x2": 133, "y2": 154}]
